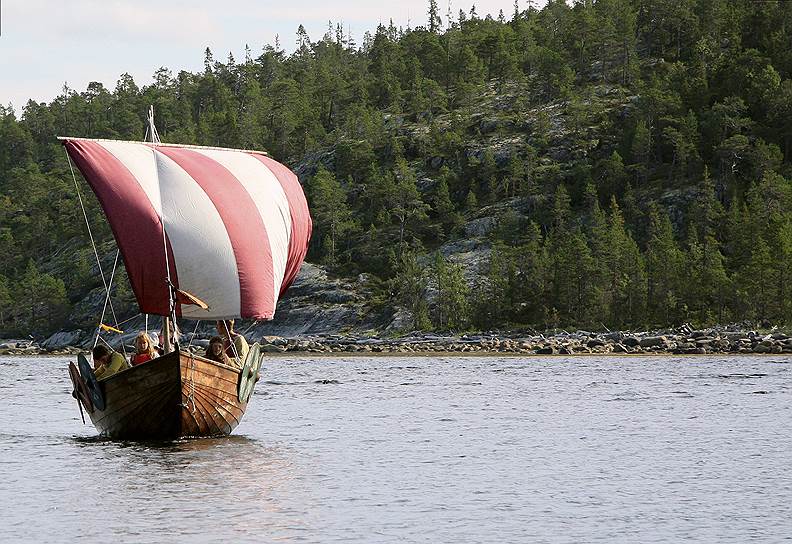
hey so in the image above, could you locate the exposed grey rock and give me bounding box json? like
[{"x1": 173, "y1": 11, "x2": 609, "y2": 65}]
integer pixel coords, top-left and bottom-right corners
[
  {"x1": 479, "y1": 118, "x2": 500, "y2": 134},
  {"x1": 262, "y1": 335, "x2": 288, "y2": 346},
  {"x1": 249, "y1": 263, "x2": 388, "y2": 338},
  {"x1": 42, "y1": 330, "x2": 83, "y2": 349},
  {"x1": 639, "y1": 336, "x2": 667, "y2": 348},
  {"x1": 261, "y1": 344, "x2": 286, "y2": 353},
  {"x1": 623, "y1": 337, "x2": 640, "y2": 347},
  {"x1": 464, "y1": 216, "x2": 498, "y2": 238}
]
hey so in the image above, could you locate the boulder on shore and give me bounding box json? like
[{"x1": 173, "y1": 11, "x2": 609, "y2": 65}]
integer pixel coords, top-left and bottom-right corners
[{"x1": 42, "y1": 330, "x2": 83, "y2": 350}]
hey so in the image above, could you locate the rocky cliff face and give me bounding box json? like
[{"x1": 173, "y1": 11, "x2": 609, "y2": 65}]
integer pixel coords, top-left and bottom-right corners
[{"x1": 249, "y1": 263, "x2": 391, "y2": 337}]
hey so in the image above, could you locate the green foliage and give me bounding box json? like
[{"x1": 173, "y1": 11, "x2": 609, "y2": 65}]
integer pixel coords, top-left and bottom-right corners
[
  {"x1": 392, "y1": 251, "x2": 432, "y2": 330},
  {"x1": 432, "y1": 253, "x2": 470, "y2": 330},
  {"x1": 309, "y1": 167, "x2": 356, "y2": 265},
  {"x1": 12, "y1": 261, "x2": 69, "y2": 334},
  {"x1": 4, "y1": 0, "x2": 792, "y2": 335},
  {"x1": 645, "y1": 204, "x2": 684, "y2": 325}
]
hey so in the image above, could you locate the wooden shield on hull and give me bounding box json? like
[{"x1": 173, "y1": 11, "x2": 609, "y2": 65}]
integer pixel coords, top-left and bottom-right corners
[{"x1": 83, "y1": 350, "x2": 248, "y2": 440}]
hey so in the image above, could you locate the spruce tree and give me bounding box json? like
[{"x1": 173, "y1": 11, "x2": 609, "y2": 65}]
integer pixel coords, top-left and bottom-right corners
[
  {"x1": 310, "y1": 167, "x2": 355, "y2": 265},
  {"x1": 645, "y1": 204, "x2": 684, "y2": 325}
]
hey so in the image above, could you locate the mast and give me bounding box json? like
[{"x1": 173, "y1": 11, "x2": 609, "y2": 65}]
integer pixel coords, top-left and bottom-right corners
[
  {"x1": 146, "y1": 106, "x2": 175, "y2": 353},
  {"x1": 145, "y1": 105, "x2": 162, "y2": 144}
]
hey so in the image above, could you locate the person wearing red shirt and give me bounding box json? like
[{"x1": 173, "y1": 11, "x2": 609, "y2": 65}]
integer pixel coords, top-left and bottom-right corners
[{"x1": 131, "y1": 332, "x2": 158, "y2": 366}]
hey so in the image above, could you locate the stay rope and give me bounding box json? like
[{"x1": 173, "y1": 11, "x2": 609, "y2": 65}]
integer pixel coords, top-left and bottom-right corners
[
  {"x1": 222, "y1": 320, "x2": 241, "y2": 361},
  {"x1": 95, "y1": 251, "x2": 127, "y2": 358},
  {"x1": 65, "y1": 148, "x2": 123, "y2": 341}
]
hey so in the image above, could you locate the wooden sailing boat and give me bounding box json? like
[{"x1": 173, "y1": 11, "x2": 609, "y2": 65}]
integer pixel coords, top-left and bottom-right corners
[{"x1": 64, "y1": 109, "x2": 312, "y2": 439}]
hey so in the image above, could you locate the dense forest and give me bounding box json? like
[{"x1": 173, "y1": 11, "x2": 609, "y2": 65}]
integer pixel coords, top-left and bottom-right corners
[{"x1": 2, "y1": 0, "x2": 792, "y2": 336}]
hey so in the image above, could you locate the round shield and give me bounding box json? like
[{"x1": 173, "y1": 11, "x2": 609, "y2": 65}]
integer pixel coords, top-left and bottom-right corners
[
  {"x1": 68, "y1": 362, "x2": 94, "y2": 414},
  {"x1": 78, "y1": 353, "x2": 106, "y2": 411},
  {"x1": 238, "y1": 342, "x2": 262, "y2": 403}
]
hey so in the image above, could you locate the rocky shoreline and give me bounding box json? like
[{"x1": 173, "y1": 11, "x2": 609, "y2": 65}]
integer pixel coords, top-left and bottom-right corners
[{"x1": 5, "y1": 324, "x2": 792, "y2": 357}]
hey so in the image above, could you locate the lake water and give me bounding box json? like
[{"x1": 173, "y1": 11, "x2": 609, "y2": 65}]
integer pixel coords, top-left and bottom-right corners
[{"x1": 1, "y1": 355, "x2": 790, "y2": 543}]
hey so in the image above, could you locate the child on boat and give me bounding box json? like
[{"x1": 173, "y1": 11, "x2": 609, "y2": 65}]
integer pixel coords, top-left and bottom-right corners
[
  {"x1": 131, "y1": 332, "x2": 158, "y2": 366},
  {"x1": 205, "y1": 335, "x2": 234, "y2": 366},
  {"x1": 92, "y1": 345, "x2": 129, "y2": 380}
]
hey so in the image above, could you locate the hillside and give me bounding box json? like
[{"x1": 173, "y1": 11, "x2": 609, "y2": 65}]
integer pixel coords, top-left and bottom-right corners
[{"x1": 2, "y1": 0, "x2": 792, "y2": 341}]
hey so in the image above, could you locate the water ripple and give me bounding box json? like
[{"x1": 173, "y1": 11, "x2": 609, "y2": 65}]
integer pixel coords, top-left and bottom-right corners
[{"x1": 0, "y1": 354, "x2": 790, "y2": 543}]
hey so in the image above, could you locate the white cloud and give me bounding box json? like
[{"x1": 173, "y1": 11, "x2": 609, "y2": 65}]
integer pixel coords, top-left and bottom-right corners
[{"x1": 6, "y1": 0, "x2": 219, "y2": 44}]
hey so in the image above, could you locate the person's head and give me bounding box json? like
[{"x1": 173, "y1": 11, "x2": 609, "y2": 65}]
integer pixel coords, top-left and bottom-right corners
[
  {"x1": 216, "y1": 319, "x2": 235, "y2": 337},
  {"x1": 135, "y1": 332, "x2": 155, "y2": 355},
  {"x1": 207, "y1": 336, "x2": 224, "y2": 358},
  {"x1": 92, "y1": 345, "x2": 112, "y2": 367}
]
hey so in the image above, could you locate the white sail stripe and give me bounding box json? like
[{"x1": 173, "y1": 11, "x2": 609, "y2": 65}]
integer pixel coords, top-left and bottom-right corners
[
  {"x1": 153, "y1": 150, "x2": 242, "y2": 319},
  {"x1": 96, "y1": 141, "x2": 163, "y2": 218},
  {"x1": 193, "y1": 149, "x2": 291, "y2": 302}
]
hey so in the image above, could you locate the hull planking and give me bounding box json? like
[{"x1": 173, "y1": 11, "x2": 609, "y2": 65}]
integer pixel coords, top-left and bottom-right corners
[{"x1": 85, "y1": 350, "x2": 248, "y2": 440}]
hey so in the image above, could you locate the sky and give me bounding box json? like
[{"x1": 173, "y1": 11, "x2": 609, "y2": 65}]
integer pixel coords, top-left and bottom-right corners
[{"x1": 0, "y1": 0, "x2": 546, "y2": 112}]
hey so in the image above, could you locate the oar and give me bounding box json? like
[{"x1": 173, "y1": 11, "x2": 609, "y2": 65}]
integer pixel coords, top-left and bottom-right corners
[
  {"x1": 68, "y1": 363, "x2": 86, "y2": 424},
  {"x1": 76, "y1": 396, "x2": 85, "y2": 425}
]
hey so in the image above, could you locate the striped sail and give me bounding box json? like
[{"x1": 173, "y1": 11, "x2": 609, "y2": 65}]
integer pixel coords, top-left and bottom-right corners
[{"x1": 63, "y1": 138, "x2": 312, "y2": 320}]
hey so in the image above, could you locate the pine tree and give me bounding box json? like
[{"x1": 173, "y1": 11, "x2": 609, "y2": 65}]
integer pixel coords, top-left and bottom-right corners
[
  {"x1": 432, "y1": 253, "x2": 470, "y2": 330},
  {"x1": 427, "y1": 0, "x2": 442, "y2": 33},
  {"x1": 645, "y1": 204, "x2": 684, "y2": 325},
  {"x1": 0, "y1": 274, "x2": 10, "y2": 326},
  {"x1": 606, "y1": 199, "x2": 647, "y2": 326},
  {"x1": 478, "y1": 242, "x2": 517, "y2": 327},
  {"x1": 776, "y1": 219, "x2": 792, "y2": 323},
  {"x1": 393, "y1": 251, "x2": 432, "y2": 330},
  {"x1": 432, "y1": 172, "x2": 463, "y2": 235},
  {"x1": 631, "y1": 118, "x2": 652, "y2": 183},
  {"x1": 15, "y1": 260, "x2": 68, "y2": 334},
  {"x1": 513, "y1": 221, "x2": 548, "y2": 325},
  {"x1": 310, "y1": 167, "x2": 355, "y2": 265}
]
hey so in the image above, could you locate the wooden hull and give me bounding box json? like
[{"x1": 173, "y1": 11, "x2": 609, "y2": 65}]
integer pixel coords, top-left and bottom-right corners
[{"x1": 85, "y1": 350, "x2": 248, "y2": 440}]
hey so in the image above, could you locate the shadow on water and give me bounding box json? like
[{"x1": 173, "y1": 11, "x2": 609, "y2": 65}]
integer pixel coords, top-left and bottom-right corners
[
  {"x1": 71, "y1": 433, "x2": 258, "y2": 452},
  {"x1": 69, "y1": 433, "x2": 298, "y2": 489},
  {"x1": 67, "y1": 434, "x2": 290, "y2": 469}
]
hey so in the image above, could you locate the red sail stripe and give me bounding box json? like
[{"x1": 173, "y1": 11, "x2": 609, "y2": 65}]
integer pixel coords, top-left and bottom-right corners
[
  {"x1": 248, "y1": 154, "x2": 312, "y2": 294},
  {"x1": 63, "y1": 140, "x2": 175, "y2": 316},
  {"x1": 155, "y1": 147, "x2": 275, "y2": 319}
]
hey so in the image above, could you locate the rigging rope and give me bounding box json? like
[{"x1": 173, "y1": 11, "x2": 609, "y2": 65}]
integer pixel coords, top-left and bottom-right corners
[
  {"x1": 66, "y1": 148, "x2": 123, "y2": 334},
  {"x1": 241, "y1": 320, "x2": 259, "y2": 337},
  {"x1": 95, "y1": 251, "x2": 126, "y2": 359},
  {"x1": 113, "y1": 313, "x2": 142, "y2": 328},
  {"x1": 222, "y1": 320, "x2": 241, "y2": 361}
]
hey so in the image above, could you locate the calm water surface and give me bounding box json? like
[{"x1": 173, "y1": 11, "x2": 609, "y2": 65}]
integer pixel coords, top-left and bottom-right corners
[{"x1": 1, "y1": 355, "x2": 790, "y2": 543}]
